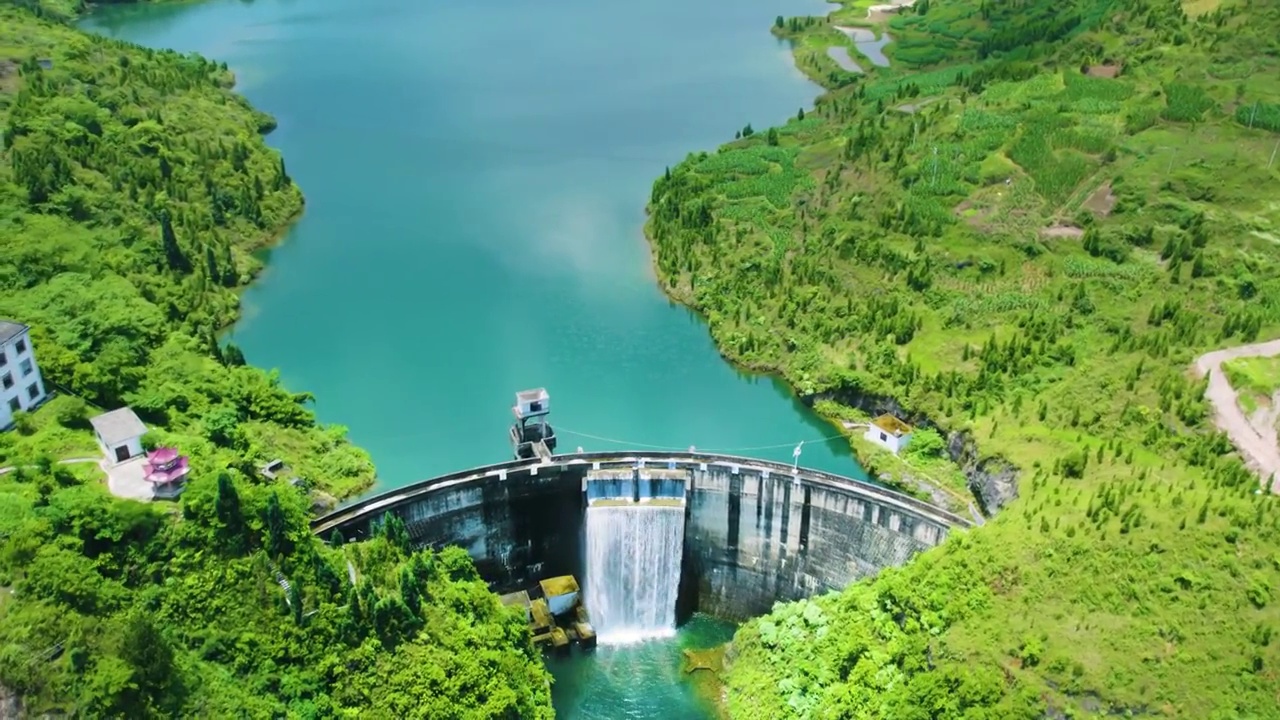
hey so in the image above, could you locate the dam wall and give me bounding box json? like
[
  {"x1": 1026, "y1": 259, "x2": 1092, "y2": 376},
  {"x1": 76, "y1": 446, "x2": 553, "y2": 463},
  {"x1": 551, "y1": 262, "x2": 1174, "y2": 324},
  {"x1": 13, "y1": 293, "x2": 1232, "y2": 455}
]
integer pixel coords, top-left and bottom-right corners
[{"x1": 313, "y1": 452, "x2": 968, "y2": 618}]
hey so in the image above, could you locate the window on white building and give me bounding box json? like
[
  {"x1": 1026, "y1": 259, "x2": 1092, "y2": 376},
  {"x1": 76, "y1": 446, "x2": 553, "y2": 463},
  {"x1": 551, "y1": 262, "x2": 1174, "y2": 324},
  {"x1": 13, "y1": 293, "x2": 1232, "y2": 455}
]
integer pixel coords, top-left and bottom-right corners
[
  {"x1": 879, "y1": 432, "x2": 887, "y2": 442},
  {"x1": 6, "y1": 398, "x2": 17, "y2": 413},
  {"x1": 0, "y1": 350, "x2": 6, "y2": 366},
  {"x1": 26, "y1": 384, "x2": 39, "y2": 401},
  {"x1": 15, "y1": 339, "x2": 26, "y2": 355},
  {"x1": 19, "y1": 359, "x2": 32, "y2": 377},
  {"x1": 1, "y1": 373, "x2": 11, "y2": 390}
]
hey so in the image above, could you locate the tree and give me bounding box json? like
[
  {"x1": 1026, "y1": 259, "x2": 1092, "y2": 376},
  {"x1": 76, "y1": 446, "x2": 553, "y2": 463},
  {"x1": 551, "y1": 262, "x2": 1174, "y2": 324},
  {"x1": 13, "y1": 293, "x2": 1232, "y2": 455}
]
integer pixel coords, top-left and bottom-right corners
[
  {"x1": 377, "y1": 513, "x2": 411, "y2": 554},
  {"x1": 399, "y1": 565, "x2": 422, "y2": 617},
  {"x1": 54, "y1": 396, "x2": 89, "y2": 428},
  {"x1": 221, "y1": 342, "x2": 246, "y2": 367},
  {"x1": 203, "y1": 406, "x2": 242, "y2": 448},
  {"x1": 214, "y1": 473, "x2": 246, "y2": 553},
  {"x1": 264, "y1": 491, "x2": 287, "y2": 558},
  {"x1": 120, "y1": 611, "x2": 177, "y2": 713},
  {"x1": 347, "y1": 585, "x2": 366, "y2": 637},
  {"x1": 158, "y1": 206, "x2": 190, "y2": 273},
  {"x1": 289, "y1": 579, "x2": 303, "y2": 625}
]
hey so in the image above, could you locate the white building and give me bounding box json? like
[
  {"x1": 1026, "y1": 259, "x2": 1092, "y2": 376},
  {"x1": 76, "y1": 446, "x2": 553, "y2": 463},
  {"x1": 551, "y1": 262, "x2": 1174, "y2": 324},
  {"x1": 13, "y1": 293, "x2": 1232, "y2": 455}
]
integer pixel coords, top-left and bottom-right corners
[
  {"x1": 0, "y1": 320, "x2": 48, "y2": 429},
  {"x1": 90, "y1": 407, "x2": 148, "y2": 465},
  {"x1": 865, "y1": 413, "x2": 914, "y2": 455}
]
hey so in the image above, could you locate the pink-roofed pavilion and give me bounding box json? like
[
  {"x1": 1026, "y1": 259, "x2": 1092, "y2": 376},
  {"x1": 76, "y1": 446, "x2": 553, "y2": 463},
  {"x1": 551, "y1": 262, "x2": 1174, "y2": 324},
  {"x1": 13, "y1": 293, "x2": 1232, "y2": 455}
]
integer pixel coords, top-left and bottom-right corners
[{"x1": 143, "y1": 447, "x2": 190, "y2": 499}]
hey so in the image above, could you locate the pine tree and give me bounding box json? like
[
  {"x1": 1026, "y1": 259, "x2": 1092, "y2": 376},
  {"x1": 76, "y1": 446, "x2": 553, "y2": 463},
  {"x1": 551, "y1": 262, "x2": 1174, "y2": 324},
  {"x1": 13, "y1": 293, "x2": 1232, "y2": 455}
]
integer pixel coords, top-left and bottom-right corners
[
  {"x1": 215, "y1": 473, "x2": 245, "y2": 554},
  {"x1": 289, "y1": 579, "x2": 303, "y2": 625},
  {"x1": 264, "y1": 492, "x2": 287, "y2": 558}
]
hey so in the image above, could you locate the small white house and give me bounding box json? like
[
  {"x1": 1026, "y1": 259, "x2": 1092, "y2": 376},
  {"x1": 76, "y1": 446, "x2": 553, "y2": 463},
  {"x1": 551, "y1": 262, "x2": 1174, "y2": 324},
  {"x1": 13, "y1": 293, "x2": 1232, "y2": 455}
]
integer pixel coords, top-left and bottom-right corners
[
  {"x1": 90, "y1": 407, "x2": 148, "y2": 465},
  {"x1": 865, "y1": 414, "x2": 914, "y2": 455},
  {"x1": 0, "y1": 320, "x2": 49, "y2": 429}
]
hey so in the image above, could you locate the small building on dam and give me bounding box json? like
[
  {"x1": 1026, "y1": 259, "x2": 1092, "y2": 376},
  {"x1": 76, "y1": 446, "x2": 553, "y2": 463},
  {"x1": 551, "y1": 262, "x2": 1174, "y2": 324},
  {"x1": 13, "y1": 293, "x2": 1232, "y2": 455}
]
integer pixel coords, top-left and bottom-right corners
[{"x1": 311, "y1": 390, "x2": 970, "y2": 622}]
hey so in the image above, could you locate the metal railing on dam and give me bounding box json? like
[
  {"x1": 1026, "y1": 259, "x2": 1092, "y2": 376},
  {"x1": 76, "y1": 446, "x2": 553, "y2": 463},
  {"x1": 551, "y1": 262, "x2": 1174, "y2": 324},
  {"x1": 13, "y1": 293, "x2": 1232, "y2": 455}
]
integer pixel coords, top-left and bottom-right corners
[
  {"x1": 311, "y1": 450, "x2": 972, "y2": 619},
  {"x1": 311, "y1": 450, "x2": 971, "y2": 536}
]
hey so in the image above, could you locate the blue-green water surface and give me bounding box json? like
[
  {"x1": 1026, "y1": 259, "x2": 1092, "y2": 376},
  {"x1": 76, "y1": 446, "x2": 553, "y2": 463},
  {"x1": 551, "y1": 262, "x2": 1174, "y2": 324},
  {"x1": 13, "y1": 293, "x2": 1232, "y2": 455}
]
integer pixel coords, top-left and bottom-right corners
[
  {"x1": 82, "y1": 0, "x2": 849, "y2": 714},
  {"x1": 82, "y1": 0, "x2": 863, "y2": 492}
]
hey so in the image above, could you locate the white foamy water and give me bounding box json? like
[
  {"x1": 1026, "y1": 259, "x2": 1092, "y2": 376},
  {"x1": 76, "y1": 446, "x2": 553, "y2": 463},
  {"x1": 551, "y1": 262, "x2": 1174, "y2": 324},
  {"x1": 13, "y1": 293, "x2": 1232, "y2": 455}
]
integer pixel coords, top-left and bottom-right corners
[{"x1": 584, "y1": 504, "x2": 684, "y2": 644}]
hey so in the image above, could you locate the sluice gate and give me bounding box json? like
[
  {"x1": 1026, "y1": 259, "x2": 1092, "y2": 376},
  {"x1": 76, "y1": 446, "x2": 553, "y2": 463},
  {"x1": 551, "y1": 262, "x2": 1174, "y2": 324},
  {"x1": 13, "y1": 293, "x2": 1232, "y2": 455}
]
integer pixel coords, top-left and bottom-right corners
[{"x1": 584, "y1": 467, "x2": 687, "y2": 506}]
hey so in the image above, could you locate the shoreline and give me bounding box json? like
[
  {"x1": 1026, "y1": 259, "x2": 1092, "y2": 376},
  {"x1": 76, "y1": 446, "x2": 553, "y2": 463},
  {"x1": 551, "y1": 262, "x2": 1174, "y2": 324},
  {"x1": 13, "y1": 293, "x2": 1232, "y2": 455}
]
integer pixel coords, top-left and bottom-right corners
[
  {"x1": 70, "y1": 3, "x2": 376, "y2": 503},
  {"x1": 640, "y1": 211, "x2": 967, "y2": 507}
]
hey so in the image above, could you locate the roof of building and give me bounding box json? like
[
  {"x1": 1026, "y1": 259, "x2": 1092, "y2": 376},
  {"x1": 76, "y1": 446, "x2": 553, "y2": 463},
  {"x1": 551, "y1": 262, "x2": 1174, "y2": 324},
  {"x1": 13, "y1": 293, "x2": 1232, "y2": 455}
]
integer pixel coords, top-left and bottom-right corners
[
  {"x1": 0, "y1": 321, "x2": 29, "y2": 345},
  {"x1": 89, "y1": 407, "x2": 148, "y2": 446},
  {"x1": 871, "y1": 413, "x2": 913, "y2": 436},
  {"x1": 540, "y1": 575, "x2": 579, "y2": 597},
  {"x1": 515, "y1": 387, "x2": 549, "y2": 404}
]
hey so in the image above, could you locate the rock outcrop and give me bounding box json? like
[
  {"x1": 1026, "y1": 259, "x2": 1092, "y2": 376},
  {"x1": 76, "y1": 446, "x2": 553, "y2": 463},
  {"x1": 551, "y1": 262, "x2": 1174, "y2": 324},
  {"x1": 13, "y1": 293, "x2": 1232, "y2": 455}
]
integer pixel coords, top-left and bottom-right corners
[{"x1": 804, "y1": 380, "x2": 1020, "y2": 517}]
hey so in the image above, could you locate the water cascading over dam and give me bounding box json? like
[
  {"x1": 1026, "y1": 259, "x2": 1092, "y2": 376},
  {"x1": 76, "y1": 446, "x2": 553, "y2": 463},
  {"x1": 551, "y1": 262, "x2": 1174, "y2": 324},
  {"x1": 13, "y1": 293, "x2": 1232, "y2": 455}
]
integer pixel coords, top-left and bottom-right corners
[{"x1": 583, "y1": 469, "x2": 687, "y2": 643}]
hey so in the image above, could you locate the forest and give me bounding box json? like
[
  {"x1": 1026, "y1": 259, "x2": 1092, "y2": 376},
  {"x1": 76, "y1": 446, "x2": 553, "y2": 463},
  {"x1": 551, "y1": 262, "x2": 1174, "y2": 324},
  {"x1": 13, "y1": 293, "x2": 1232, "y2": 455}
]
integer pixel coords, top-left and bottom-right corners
[
  {"x1": 0, "y1": 4, "x2": 552, "y2": 716},
  {"x1": 647, "y1": 0, "x2": 1280, "y2": 716}
]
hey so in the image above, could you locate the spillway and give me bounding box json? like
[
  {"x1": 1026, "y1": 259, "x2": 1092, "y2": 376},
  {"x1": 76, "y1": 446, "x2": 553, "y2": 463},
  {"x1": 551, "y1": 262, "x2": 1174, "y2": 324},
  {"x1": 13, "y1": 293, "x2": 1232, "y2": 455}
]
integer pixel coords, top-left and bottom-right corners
[
  {"x1": 581, "y1": 468, "x2": 688, "y2": 644},
  {"x1": 585, "y1": 502, "x2": 685, "y2": 643}
]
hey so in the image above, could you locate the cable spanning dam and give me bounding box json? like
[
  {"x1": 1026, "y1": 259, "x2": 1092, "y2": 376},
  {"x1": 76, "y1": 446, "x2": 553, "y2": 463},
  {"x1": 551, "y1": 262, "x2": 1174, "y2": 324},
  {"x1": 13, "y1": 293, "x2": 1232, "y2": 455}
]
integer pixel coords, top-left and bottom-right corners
[{"x1": 312, "y1": 449, "x2": 970, "y2": 621}]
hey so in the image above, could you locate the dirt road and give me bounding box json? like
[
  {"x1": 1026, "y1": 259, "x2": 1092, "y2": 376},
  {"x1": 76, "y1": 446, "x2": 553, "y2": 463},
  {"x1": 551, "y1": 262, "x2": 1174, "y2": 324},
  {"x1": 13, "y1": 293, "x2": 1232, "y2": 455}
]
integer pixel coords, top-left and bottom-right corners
[{"x1": 1194, "y1": 339, "x2": 1280, "y2": 493}]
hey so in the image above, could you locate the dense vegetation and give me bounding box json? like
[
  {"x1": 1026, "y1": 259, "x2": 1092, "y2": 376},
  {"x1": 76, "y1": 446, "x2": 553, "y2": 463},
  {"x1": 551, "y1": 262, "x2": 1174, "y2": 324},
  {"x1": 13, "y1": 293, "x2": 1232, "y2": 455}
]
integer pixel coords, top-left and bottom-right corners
[
  {"x1": 0, "y1": 3, "x2": 374, "y2": 501},
  {"x1": 0, "y1": 465, "x2": 552, "y2": 716},
  {"x1": 0, "y1": 5, "x2": 552, "y2": 716},
  {"x1": 648, "y1": 0, "x2": 1280, "y2": 716}
]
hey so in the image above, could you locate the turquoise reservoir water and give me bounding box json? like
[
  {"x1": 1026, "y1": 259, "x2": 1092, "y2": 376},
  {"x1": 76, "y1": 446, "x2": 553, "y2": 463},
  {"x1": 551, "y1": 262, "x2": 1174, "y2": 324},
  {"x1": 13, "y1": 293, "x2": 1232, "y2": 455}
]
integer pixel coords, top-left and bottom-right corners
[
  {"x1": 83, "y1": 0, "x2": 852, "y2": 714},
  {"x1": 82, "y1": 0, "x2": 864, "y2": 495}
]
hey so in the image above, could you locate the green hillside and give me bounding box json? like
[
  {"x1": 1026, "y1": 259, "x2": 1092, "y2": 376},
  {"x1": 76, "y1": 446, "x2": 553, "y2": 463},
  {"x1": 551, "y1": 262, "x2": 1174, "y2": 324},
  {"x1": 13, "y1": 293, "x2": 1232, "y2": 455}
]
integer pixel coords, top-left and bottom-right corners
[
  {"x1": 648, "y1": 0, "x2": 1280, "y2": 716},
  {"x1": 0, "y1": 4, "x2": 375, "y2": 501},
  {"x1": 0, "y1": 5, "x2": 552, "y2": 715}
]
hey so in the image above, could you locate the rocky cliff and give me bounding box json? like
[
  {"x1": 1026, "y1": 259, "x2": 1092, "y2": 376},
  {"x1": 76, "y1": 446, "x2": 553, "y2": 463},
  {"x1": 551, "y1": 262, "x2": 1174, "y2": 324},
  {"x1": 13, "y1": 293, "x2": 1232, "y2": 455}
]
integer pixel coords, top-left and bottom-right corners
[{"x1": 803, "y1": 382, "x2": 1020, "y2": 516}]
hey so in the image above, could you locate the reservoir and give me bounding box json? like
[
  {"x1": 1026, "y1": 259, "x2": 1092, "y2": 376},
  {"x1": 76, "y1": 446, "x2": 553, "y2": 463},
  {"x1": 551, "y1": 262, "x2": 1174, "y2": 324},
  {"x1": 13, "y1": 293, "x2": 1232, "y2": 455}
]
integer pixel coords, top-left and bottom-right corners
[{"x1": 82, "y1": 0, "x2": 857, "y2": 715}]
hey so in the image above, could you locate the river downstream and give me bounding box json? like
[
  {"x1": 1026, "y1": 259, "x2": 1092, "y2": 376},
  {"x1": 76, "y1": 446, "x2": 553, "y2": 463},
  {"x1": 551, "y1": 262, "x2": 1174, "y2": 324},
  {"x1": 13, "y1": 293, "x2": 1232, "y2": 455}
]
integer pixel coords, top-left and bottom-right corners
[{"x1": 83, "y1": 0, "x2": 852, "y2": 714}]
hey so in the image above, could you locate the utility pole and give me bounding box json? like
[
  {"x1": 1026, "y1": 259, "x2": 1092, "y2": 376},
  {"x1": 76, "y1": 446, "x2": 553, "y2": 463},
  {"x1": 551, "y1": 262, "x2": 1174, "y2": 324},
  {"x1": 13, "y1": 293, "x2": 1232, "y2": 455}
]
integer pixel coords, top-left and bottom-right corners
[
  {"x1": 931, "y1": 146, "x2": 940, "y2": 187},
  {"x1": 792, "y1": 441, "x2": 804, "y2": 473},
  {"x1": 1269, "y1": 138, "x2": 1279, "y2": 171}
]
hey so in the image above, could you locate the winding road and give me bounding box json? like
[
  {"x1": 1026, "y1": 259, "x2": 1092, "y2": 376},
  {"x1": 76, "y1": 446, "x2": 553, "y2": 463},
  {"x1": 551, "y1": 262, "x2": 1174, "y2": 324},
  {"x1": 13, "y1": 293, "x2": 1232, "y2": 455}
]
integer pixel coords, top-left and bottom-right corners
[{"x1": 1194, "y1": 338, "x2": 1280, "y2": 493}]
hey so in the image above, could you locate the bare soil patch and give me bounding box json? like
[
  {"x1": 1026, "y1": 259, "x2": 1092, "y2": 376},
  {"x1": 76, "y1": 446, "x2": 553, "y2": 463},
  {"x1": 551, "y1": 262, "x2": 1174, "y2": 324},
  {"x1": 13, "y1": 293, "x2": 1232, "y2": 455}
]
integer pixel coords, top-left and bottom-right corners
[
  {"x1": 1085, "y1": 64, "x2": 1122, "y2": 79},
  {"x1": 1041, "y1": 224, "x2": 1085, "y2": 239},
  {"x1": 1083, "y1": 182, "x2": 1117, "y2": 217},
  {"x1": 895, "y1": 97, "x2": 941, "y2": 115},
  {"x1": 0, "y1": 60, "x2": 19, "y2": 94},
  {"x1": 953, "y1": 199, "x2": 994, "y2": 232}
]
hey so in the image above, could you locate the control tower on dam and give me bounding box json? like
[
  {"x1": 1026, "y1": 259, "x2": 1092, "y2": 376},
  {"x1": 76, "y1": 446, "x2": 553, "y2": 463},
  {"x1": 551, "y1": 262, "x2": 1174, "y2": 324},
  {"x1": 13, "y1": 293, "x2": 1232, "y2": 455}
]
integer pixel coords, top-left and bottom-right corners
[{"x1": 312, "y1": 390, "x2": 971, "y2": 621}]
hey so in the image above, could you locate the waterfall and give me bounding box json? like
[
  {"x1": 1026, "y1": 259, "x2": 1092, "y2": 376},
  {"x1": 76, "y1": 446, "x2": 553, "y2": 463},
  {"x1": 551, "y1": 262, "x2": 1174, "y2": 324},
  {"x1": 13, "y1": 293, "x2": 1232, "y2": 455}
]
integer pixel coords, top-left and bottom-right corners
[{"x1": 584, "y1": 503, "x2": 684, "y2": 644}]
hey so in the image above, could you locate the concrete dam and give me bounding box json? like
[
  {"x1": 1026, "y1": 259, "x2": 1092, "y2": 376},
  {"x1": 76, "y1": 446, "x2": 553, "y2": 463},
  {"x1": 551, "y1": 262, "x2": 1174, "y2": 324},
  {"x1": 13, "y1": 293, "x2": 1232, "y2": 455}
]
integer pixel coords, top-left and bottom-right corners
[{"x1": 312, "y1": 449, "x2": 970, "y2": 621}]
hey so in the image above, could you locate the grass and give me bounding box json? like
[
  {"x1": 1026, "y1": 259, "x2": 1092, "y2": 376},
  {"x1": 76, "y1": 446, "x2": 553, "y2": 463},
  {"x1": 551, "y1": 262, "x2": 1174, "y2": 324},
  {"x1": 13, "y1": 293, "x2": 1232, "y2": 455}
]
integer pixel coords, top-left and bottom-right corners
[
  {"x1": 0, "y1": 396, "x2": 100, "y2": 465},
  {"x1": 1224, "y1": 356, "x2": 1280, "y2": 416},
  {"x1": 647, "y1": 0, "x2": 1280, "y2": 716}
]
